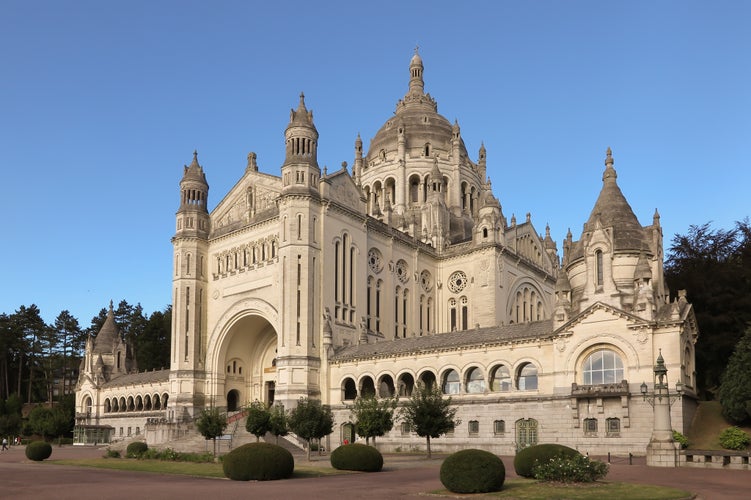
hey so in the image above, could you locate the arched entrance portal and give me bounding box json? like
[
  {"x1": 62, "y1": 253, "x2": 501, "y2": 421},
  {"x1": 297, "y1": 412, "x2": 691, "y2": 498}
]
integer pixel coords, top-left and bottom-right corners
[
  {"x1": 219, "y1": 313, "x2": 278, "y2": 410},
  {"x1": 227, "y1": 389, "x2": 240, "y2": 412}
]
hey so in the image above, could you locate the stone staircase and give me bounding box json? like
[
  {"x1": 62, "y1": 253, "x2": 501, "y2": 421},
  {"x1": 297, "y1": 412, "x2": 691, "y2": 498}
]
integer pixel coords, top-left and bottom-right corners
[{"x1": 148, "y1": 413, "x2": 308, "y2": 458}]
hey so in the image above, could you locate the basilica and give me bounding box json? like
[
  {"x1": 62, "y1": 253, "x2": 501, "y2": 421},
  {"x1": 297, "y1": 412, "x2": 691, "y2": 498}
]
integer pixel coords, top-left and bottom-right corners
[{"x1": 75, "y1": 51, "x2": 698, "y2": 456}]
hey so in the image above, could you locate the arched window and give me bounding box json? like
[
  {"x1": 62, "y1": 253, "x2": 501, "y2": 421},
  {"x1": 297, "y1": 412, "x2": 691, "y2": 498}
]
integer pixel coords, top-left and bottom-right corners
[
  {"x1": 360, "y1": 376, "x2": 376, "y2": 398},
  {"x1": 460, "y1": 296, "x2": 468, "y2": 330},
  {"x1": 378, "y1": 375, "x2": 395, "y2": 397},
  {"x1": 595, "y1": 250, "x2": 604, "y2": 287},
  {"x1": 582, "y1": 349, "x2": 624, "y2": 385},
  {"x1": 419, "y1": 371, "x2": 436, "y2": 391},
  {"x1": 104, "y1": 398, "x2": 111, "y2": 413},
  {"x1": 342, "y1": 378, "x2": 357, "y2": 400},
  {"x1": 517, "y1": 363, "x2": 538, "y2": 391},
  {"x1": 449, "y1": 298, "x2": 457, "y2": 331},
  {"x1": 490, "y1": 365, "x2": 512, "y2": 392},
  {"x1": 397, "y1": 373, "x2": 414, "y2": 397},
  {"x1": 465, "y1": 367, "x2": 486, "y2": 393},
  {"x1": 442, "y1": 369, "x2": 461, "y2": 394}
]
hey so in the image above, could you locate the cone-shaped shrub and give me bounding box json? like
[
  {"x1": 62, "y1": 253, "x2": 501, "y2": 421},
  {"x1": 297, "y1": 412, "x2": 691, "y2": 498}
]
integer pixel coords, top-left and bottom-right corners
[
  {"x1": 223, "y1": 442, "x2": 294, "y2": 481},
  {"x1": 330, "y1": 443, "x2": 383, "y2": 472},
  {"x1": 514, "y1": 443, "x2": 580, "y2": 478},
  {"x1": 440, "y1": 449, "x2": 505, "y2": 493},
  {"x1": 25, "y1": 441, "x2": 53, "y2": 461}
]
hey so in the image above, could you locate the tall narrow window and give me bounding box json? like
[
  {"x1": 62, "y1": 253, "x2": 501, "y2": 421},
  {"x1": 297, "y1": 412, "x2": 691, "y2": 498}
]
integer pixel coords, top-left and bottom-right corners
[
  {"x1": 460, "y1": 296, "x2": 468, "y2": 330},
  {"x1": 449, "y1": 298, "x2": 457, "y2": 331},
  {"x1": 595, "y1": 250, "x2": 604, "y2": 287},
  {"x1": 334, "y1": 241, "x2": 340, "y2": 305},
  {"x1": 394, "y1": 287, "x2": 400, "y2": 338},
  {"x1": 419, "y1": 295, "x2": 424, "y2": 334},
  {"x1": 366, "y1": 277, "x2": 372, "y2": 331},
  {"x1": 375, "y1": 280, "x2": 382, "y2": 334},
  {"x1": 402, "y1": 290, "x2": 408, "y2": 337}
]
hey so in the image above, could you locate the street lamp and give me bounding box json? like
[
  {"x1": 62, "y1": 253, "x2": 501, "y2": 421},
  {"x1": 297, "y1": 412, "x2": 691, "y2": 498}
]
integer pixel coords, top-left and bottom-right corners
[{"x1": 640, "y1": 350, "x2": 683, "y2": 407}]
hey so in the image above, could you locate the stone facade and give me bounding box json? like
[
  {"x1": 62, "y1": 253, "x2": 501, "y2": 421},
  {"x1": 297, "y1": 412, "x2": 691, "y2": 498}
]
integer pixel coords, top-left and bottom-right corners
[{"x1": 76, "y1": 51, "x2": 698, "y2": 456}]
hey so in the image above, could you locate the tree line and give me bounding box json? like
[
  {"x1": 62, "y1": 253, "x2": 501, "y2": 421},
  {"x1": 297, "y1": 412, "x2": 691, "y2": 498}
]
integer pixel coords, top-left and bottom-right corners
[{"x1": 0, "y1": 300, "x2": 171, "y2": 406}]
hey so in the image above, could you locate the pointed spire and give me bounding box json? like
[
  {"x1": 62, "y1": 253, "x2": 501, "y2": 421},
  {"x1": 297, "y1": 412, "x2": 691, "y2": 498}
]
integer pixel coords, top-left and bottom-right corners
[
  {"x1": 603, "y1": 147, "x2": 617, "y2": 182},
  {"x1": 408, "y1": 46, "x2": 425, "y2": 96},
  {"x1": 653, "y1": 208, "x2": 661, "y2": 226},
  {"x1": 582, "y1": 148, "x2": 646, "y2": 251}
]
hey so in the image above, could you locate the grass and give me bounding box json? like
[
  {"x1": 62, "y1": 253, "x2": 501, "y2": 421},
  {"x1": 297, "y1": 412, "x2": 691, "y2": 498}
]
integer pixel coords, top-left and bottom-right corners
[
  {"x1": 51, "y1": 458, "x2": 348, "y2": 479},
  {"x1": 687, "y1": 401, "x2": 751, "y2": 450},
  {"x1": 432, "y1": 478, "x2": 692, "y2": 500}
]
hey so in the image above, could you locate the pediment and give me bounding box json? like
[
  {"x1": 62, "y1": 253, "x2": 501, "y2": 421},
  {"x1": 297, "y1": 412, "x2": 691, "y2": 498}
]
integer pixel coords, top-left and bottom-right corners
[
  {"x1": 212, "y1": 172, "x2": 282, "y2": 231},
  {"x1": 554, "y1": 301, "x2": 650, "y2": 336},
  {"x1": 324, "y1": 168, "x2": 366, "y2": 213}
]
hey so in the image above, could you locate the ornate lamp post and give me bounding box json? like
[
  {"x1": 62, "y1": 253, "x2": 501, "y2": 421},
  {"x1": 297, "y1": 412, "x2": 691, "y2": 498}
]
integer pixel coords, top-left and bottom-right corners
[{"x1": 642, "y1": 350, "x2": 683, "y2": 467}]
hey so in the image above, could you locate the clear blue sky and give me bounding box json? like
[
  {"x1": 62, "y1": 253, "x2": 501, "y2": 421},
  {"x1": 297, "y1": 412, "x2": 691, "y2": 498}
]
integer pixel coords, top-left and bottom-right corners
[{"x1": 2, "y1": 1, "x2": 749, "y2": 325}]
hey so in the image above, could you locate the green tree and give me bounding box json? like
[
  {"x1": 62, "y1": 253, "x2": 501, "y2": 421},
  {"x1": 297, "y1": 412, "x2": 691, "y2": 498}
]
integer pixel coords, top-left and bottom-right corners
[
  {"x1": 14, "y1": 305, "x2": 48, "y2": 403},
  {"x1": 245, "y1": 400, "x2": 271, "y2": 441},
  {"x1": 665, "y1": 220, "x2": 751, "y2": 397},
  {"x1": 51, "y1": 311, "x2": 85, "y2": 401},
  {"x1": 288, "y1": 397, "x2": 334, "y2": 461},
  {"x1": 268, "y1": 403, "x2": 289, "y2": 445},
  {"x1": 399, "y1": 385, "x2": 460, "y2": 458},
  {"x1": 137, "y1": 307, "x2": 171, "y2": 371},
  {"x1": 195, "y1": 407, "x2": 227, "y2": 456},
  {"x1": 349, "y1": 395, "x2": 397, "y2": 445},
  {"x1": 718, "y1": 327, "x2": 751, "y2": 424},
  {"x1": 28, "y1": 405, "x2": 69, "y2": 442}
]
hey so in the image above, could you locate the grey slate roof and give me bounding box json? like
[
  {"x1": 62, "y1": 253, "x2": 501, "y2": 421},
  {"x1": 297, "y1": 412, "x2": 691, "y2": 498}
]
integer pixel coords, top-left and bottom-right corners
[
  {"x1": 101, "y1": 369, "x2": 170, "y2": 389},
  {"x1": 331, "y1": 320, "x2": 554, "y2": 362}
]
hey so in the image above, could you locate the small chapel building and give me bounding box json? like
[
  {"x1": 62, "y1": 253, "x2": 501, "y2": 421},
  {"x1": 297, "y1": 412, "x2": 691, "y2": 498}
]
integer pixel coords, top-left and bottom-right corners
[{"x1": 75, "y1": 51, "x2": 698, "y2": 455}]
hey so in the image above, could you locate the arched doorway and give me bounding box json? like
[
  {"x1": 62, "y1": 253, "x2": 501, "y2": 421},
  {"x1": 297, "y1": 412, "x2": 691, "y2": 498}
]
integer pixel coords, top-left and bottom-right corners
[
  {"x1": 341, "y1": 423, "x2": 355, "y2": 445},
  {"x1": 227, "y1": 389, "x2": 240, "y2": 412},
  {"x1": 218, "y1": 313, "x2": 278, "y2": 408}
]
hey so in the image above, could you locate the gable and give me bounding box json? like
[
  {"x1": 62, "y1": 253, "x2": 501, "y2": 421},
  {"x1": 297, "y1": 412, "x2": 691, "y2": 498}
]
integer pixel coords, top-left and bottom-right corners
[
  {"x1": 324, "y1": 169, "x2": 366, "y2": 213},
  {"x1": 211, "y1": 171, "x2": 282, "y2": 233}
]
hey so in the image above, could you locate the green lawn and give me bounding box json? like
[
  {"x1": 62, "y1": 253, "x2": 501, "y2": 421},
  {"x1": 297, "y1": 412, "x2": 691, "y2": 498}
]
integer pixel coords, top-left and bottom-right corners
[{"x1": 687, "y1": 401, "x2": 751, "y2": 450}]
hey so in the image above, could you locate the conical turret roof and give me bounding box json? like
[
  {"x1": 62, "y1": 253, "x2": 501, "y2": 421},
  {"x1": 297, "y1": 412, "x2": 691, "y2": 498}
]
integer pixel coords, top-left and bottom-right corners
[
  {"x1": 92, "y1": 301, "x2": 121, "y2": 354},
  {"x1": 581, "y1": 148, "x2": 648, "y2": 252}
]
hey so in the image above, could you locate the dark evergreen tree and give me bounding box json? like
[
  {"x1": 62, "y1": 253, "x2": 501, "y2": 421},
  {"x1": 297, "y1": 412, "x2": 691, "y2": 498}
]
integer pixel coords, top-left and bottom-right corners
[
  {"x1": 664, "y1": 219, "x2": 751, "y2": 397},
  {"x1": 137, "y1": 306, "x2": 171, "y2": 371},
  {"x1": 719, "y1": 327, "x2": 751, "y2": 424}
]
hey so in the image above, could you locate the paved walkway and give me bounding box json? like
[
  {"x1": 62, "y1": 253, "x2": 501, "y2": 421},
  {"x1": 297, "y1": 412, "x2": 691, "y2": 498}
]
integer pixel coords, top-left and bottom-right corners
[{"x1": 1, "y1": 445, "x2": 748, "y2": 499}]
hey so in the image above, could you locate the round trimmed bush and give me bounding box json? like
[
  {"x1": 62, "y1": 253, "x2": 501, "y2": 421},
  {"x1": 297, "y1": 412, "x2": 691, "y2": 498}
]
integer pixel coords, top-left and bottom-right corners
[
  {"x1": 440, "y1": 449, "x2": 505, "y2": 494},
  {"x1": 223, "y1": 442, "x2": 294, "y2": 481},
  {"x1": 126, "y1": 441, "x2": 148, "y2": 458},
  {"x1": 330, "y1": 443, "x2": 383, "y2": 472},
  {"x1": 514, "y1": 443, "x2": 580, "y2": 478},
  {"x1": 25, "y1": 441, "x2": 52, "y2": 461}
]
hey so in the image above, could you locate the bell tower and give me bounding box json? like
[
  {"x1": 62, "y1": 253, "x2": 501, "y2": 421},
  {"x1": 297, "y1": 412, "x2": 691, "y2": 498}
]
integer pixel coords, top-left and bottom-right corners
[
  {"x1": 276, "y1": 94, "x2": 323, "y2": 408},
  {"x1": 170, "y1": 151, "x2": 210, "y2": 419}
]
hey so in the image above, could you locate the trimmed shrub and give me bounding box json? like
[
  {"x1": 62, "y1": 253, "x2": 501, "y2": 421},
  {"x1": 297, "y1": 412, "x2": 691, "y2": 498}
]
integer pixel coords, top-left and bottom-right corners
[
  {"x1": 103, "y1": 448, "x2": 121, "y2": 458},
  {"x1": 330, "y1": 443, "x2": 383, "y2": 472},
  {"x1": 672, "y1": 430, "x2": 689, "y2": 449},
  {"x1": 513, "y1": 443, "x2": 580, "y2": 478},
  {"x1": 126, "y1": 441, "x2": 149, "y2": 458},
  {"x1": 25, "y1": 441, "x2": 53, "y2": 461},
  {"x1": 223, "y1": 442, "x2": 294, "y2": 481},
  {"x1": 440, "y1": 449, "x2": 505, "y2": 494},
  {"x1": 532, "y1": 453, "x2": 609, "y2": 482},
  {"x1": 719, "y1": 426, "x2": 750, "y2": 450}
]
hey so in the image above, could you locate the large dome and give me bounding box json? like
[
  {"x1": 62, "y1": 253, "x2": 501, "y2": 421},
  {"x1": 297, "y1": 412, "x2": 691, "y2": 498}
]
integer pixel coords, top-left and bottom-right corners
[{"x1": 365, "y1": 51, "x2": 468, "y2": 165}]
